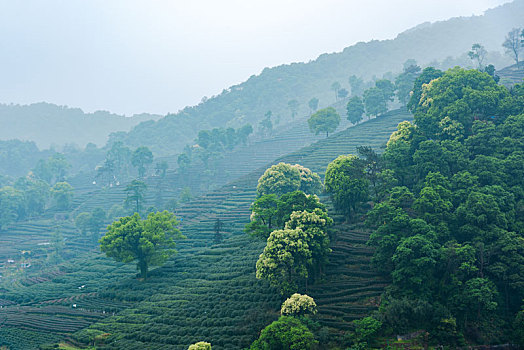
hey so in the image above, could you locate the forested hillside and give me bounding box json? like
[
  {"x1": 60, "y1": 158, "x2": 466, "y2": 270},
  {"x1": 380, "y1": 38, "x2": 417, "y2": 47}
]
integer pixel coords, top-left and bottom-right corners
[{"x1": 114, "y1": 1, "x2": 522, "y2": 155}]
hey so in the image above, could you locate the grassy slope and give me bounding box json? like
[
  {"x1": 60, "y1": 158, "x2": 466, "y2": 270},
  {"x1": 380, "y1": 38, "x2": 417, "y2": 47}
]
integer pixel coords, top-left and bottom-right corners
[
  {"x1": 0, "y1": 108, "x2": 411, "y2": 349},
  {"x1": 79, "y1": 109, "x2": 411, "y2": 349},
  {"x1": 497, "y1": 63, "x2": 524, "y2": 87}
]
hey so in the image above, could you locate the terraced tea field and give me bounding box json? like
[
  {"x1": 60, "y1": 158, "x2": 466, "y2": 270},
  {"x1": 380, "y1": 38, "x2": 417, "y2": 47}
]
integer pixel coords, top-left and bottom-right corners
[{"x1": 1, "y1": 108, "x2": 411, "y2": 349}]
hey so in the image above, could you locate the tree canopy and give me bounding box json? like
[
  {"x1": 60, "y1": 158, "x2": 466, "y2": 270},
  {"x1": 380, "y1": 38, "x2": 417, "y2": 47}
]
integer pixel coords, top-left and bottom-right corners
[
  {"x1": 100, "y1": 211, "x2": 185, "y2": 279},
  {"x1": 307, "y1": 107, "x2": 340, "y2": 137}
]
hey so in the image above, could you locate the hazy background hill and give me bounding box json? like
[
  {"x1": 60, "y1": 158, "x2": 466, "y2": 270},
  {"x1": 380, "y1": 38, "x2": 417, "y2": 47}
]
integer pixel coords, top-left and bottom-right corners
[
  {"x1": 114, "y1": 0, "x2": 523, "y2": 155},
  {"x1": 0, "y1": 1, "x2": 522, "y2": 156},
  {"x1": 0, "y1": 103, "x2": 161, "y2": 148}
]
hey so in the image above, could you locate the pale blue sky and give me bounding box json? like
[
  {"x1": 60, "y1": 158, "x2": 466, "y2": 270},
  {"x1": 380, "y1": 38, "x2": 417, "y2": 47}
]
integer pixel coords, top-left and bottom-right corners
[{"x1": 0, "y1": 0, "x2": 512, "y2": 115}]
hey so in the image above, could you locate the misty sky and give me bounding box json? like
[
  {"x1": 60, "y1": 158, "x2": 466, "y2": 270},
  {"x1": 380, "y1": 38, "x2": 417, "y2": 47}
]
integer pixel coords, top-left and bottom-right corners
[{"x1": 0, "y1": 0, "x2": 512, "y2": 116}]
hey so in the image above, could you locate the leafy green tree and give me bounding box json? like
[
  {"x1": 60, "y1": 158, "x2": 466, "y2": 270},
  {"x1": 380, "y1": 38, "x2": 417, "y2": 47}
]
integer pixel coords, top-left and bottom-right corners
[
  {"x1": 351, "y1": 316, "x2": 382, "y2": 347},
  {"x1": 468, "y1": 43, "x2": 487, "y2": 69},
  {"x1": 51, "y1": 182, "x2": 74, "y2": 210},
  {"x1": 348, "y1": 75, "x2": 365, "y2": 96},
  {"x1": 259, "y1": 111, "x2": 273, "y2": 137},
  {"x1": 75, "y1": 212, "x2": 91, "y2": 236},
  {"x1": 281, "y1": 293, "x2": 317, "y2": 317},
  {"x1": 392, "y1": 234, "x2": 440, "y2": 296},
  {"x1": 395, "y1": 63, "x2": 421, "y2": 106},
  {"x1": 88, "y1": 207, "x2": 106, "y2": 241},
  {"x1": 331, "y1": 81, "x2": 341, "y2": 101},
  {"x1": 275, "y1": 191, "x2": 326, "y2": 228},
  {"x1": 514, "y1": 304, "x2": 524, "y2": 346},
  {"x1": 14, "y1": 176, "x2": 50, "y2": 217},
  {"x1": 257, "y1": 163, "x2": 301, "y2": 197},
  {"x1": 100, "y1": 211, "x2": 184, "y2": 279},
  {"x1": 285, "y1": 208, "x2": 332, "y2": 277},
  {"x1": 308, "y1": 97, "x2": 319, "y2": 114},
  {"x1": 256, "y1": 228, "x2": 311, "y2": 295},
  {"x1": 288, "y1": 99, "x2": 299, "y2": 119},
  {"x1": 124, "y1": 180, "x2": 147, "y2": 213},
  {"x1": 105, "y1": 141, "x2": 132, "y2": 182},
  {"x1": 375, "y1": 79, "x2": 395, "y2": 102},
  {"x1": 337, "y1": 88, "x2": 349, "y2": 99},
  {"x1": 177, "y1": 153, "x2": 191, "y2": 171},
  {"x1": 363, "y1": 87, "x2": 387, "y2": 117},
  {"x1": 180, "y1": 186, "x2": 192, "y2": 203},
  {"x1": 250, "y1": 316, "x2": 317, "y2": 350},
  {"x1": 407, "y1": 67, "x2": 443, "y2": 113},
  {"x1": 256, "y1": 163, "x2": 322, "y2": 197},
  {"x1": 155, "y1": 161, "x2": 168, "y2": 178},
  {"x1": 502, "y1": 28, "x2": 523, "y2": 68},
  {"x1": 0, "y1": 186, "x2": 25, "y2": 230},
  {"x1": 132, "y1": 146, "x2": 154, "y2": 178},
  {"x1": 460, "y1": 278, "x2": 498, "y2": 326},
  {"x1": 346, "y1": 96, "x2": 365, "y2": 124},
  {"x1": 245, "y1": 194, "x2": 279, "y2": 238},
  {"x1": 238, "y1": 124, "x2": 253, "y2": 145},
  {"x1": 188, "y1": 341, "x2": 211, "y2": 350},
  {"x1": 324, "y1": 154, "x2": 369, "y2": 219},
  {"x1": 293, "y1": 164, "x2": 322, "y2": 195},
  {"x1": 307, "y1": 107, "x2": 340, "y2": 137},
  {"x1": 414, "y1": 67, "x2": 509, "y2": 139}
]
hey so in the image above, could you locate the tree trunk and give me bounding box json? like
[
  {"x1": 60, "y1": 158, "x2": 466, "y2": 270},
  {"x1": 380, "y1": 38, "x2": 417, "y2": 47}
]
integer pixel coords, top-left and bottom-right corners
[{"x1": 139, "y1": 260, "x2": 148, "y2": 280}]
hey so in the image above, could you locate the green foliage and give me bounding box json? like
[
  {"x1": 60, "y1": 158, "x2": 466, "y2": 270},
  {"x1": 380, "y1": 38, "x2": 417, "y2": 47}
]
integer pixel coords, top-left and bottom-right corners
[
  {"x1": 363, "y1": 87, "x2": 387, "y2": 117},
  {"x1": 250, "y1": 316, "x2": 318, "y2": 350},
  {"x1": 307, "y1": 107, "x2": 340, "y2": 137},
  {"x1": 325, "y1": 154, "x2": 369, "y2": 219},
  {"x1": 33, "y1": 153, "x2": 71, "y2": 185},
  {"x1": 502, "y1": 28, "x2": 523, "y2": 67},
  {"x1": 514, "y1": 303, "x2": 524, "y2": 346},
  {"x1": 280, "y1": 293, "x2": 317, "y2": 317},
  {"x1": 0, "y1": 186, "x2": 25, "y2": 230},
  {"x1": 395, "y1": 61, "x2": 421, "y2": 105},
  {"x1": 245, "y1": 194, "x2": 279, "y2": 239},
  {"x1": 468, "y1": 43, "x2": 487, "y2": 69},
  {"x1": 346, "y1": 96, "x2": 365, "y2": 124},
  {"x1": 246, "y1": 191, "x2": 326, "y2": 239},
  {"x1": 366, "y1": 68, "x2": 524, "y2": 343},
  {"x1": 155, "y1": 160, "x2": 169, "y2": 177},
  {"x1": 351, "y1": 316, "x2": 382, "y2": 345},
  {"x1": 256, "y1": 228, "x2": 311, "y2": 295},
  {"x1": 131, "y1": 146, "x2": 153, "y2": 178},
  {"x1": 407, "y1": 67, "x2": 443, "y2": 113},
  {"x1": 307, "y1": 98, "x2": 319, "y2": 114},
  {"x1": 124, "y1": 180, "x2": 147, "y2": 213},
  {"x1": 257, "y1": 163, "x2": 318, "y2": 197},
  {"x1": 284, "y1": 209, "x2": 332, "y2": 277},
  {"x1": 50, "y1": 182, "x2": 73, "y2": 210},
  {"x1": 414, "y1": 67, "x2": 509, "y2": 139},
  {"x1": 288, "y1": 99, "x2": 299, "y2": 119},
  {"x1": 188, "y1": 341, "x2": 212, "y2": 350},
  {"x1": 99, "y1": 211, "x2": 185, "y2": 279},
  {"x1": 180, "y1": 186, "x2": 192, "y2": 203}
]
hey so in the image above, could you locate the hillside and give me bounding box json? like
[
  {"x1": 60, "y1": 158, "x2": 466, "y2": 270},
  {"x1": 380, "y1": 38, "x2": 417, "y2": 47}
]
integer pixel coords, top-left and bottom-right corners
[
  {"x1": 0, "y1": 108, "x2": 412, "y2": 349},
  {"x1": 0, "y1": 102, "x2": 161, "y2": 148},
  {"x1": 113, "y1": 0, "x2": 522, "y2": 156},
  {"x1": 498, "y1": 63, "x2": 524, "y2": 86}
]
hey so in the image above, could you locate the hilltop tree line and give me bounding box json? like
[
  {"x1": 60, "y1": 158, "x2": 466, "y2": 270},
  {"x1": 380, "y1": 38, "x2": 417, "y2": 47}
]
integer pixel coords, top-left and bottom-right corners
[{"x1": 177, "y1": 124, "x2": 253, "y2": 171}]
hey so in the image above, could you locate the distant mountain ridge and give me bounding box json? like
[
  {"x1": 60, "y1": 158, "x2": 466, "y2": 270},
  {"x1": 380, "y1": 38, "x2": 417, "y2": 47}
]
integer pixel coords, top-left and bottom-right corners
[
  {"x1": 2, "y1": 1, "x2": 523, "y2": 154},
  {"x1": 115, "y1": 0, "x2": 523, "y2": 155},
  {"x1": 0, "y1": 102, "x2": 161, "y2": 148}
]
